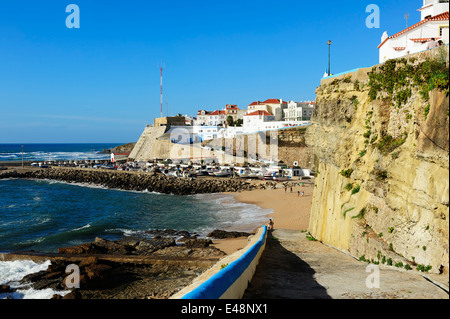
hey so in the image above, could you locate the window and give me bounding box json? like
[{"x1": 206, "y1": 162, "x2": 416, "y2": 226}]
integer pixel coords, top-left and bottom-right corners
[{"x1": 440, "y1": 26, "x2": 448, "y2": 37}]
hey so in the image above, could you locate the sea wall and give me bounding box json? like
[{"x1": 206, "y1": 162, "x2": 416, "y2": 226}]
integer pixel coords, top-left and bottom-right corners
[
  {"x1": 171, "y1": 226, "x2": 267, "y2": 299},
  {"x1": 0, "y1": 167, "x2": 258, "y2": 195},
  {"x1": 128, "y1": 126, "x2": 167, "y2": 161},
  {"x1": 306, "y1": 46, "x2": 449, "y2": 274},
  {"x1": 204, "y1": 128, "x2": 313, "y2": 167}
]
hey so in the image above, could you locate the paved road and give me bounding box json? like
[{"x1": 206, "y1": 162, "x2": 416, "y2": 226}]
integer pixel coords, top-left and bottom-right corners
[{"x1": 243, "y1": 229, "x2": 449, "y2": 299}]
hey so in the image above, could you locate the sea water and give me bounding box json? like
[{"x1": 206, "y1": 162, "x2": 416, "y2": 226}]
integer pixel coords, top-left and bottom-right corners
[
  {"x1": 0, "y1": 178, "x2": 273, "y2": 298},
  {"x1": 0, "y1": 143, "x2": 118, "y2": 162}
]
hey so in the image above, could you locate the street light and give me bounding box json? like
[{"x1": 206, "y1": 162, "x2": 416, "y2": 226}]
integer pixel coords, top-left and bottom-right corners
[{"x1": 327, "y1": 40, "x2": 332, "y2": 76}]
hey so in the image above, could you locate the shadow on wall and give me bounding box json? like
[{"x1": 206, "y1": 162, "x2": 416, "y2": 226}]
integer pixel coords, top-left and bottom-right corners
[{"x1": 242, "y1": 232, "x2": 331, "y2": 299}]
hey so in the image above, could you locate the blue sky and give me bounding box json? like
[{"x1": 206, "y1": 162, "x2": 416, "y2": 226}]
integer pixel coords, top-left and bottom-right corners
[{"x1": 0, "y1": 0, "x2": 421, "y2": 143}]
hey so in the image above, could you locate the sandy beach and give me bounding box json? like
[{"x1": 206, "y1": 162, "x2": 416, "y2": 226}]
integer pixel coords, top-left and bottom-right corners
[
  {"x1": 211, "y1": 179, "x2": 314, "y2": 254},
  {"x1": 235, "y1": 181, "x2": 313, "y2": 231}
]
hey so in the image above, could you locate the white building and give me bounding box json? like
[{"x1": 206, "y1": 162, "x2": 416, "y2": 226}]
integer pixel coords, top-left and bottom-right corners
[
  {"x1": 225, "y1": 104, "x2": 246, "y2": 124},
  {"x1": 195, "y1": 110, "x2": 227, "y2": 127},
  {"x1": 283, "y1": 101, "x2": 315, "y2": 122},
  {"x1": 247, "y1": 99, "x2": 288, "y2": 121},
  {"x1": 378, "y1": 0, "x2": 449, "y2": 63},
  {"x1": 243, "y1": 110, "x2": 307, "y2": 133}
]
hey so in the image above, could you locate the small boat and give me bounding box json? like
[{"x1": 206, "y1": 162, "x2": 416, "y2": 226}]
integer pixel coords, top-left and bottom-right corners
[
  {"x1": 260, "y1": 172, "x2": 274, "y2": 180},
  {"x1": 214, "y1": 169, "x2": 232, "y2": 177},
  {"x1": 273, "y1": 174, "x2": 289, "y2": 181},
  {"x1": 236, "y1": 169, "x2": 250, "y2": 178},
  {"x1": 163, "y1": 169, "x2": 180, "y2": 177}
]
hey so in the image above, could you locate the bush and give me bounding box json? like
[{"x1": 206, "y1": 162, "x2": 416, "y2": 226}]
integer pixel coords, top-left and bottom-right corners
[
  {"x1": 340, "y1": 169, "x2": 353, "y2": 178},
  {"x1": 352, "y1": 208, "x2": 366, "y2": 219},
  {"x1": 351, "y1": 185, "x2": 360, "y2": 194},
  {"x1": 375, "y1": 170, "x2": 388, "y2": 180},
  {"x1": 416, "y1": 264, "x2": 432, "y2": 272},
  {"x1": 424, "y1": 104, "x2": 430, "y2": 119},
  {"x1": 368, "y1": 56, "x2": 449, "y2": 106},
  {"x1": 376, "y1": 134, "x2": 407, "y2": 155}
]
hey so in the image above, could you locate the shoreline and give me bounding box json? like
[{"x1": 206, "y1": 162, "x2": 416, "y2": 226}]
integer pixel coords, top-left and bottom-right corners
[
  {"x1": 213, "y1": 179, "x2": 314, "y2": 253},
  {"x1": 233, "y1": 179, "x2": 314, "y2": 232},
  {"x1": 0, "y1": 168, "x2": 314, "y2": 256},
  {"x1": 0, "y1": 166, "x2": 314, "y2": 299}
]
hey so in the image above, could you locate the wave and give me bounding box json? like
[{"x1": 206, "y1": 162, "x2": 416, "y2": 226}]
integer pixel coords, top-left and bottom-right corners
[
  {"x1": 70, "y1": 224, "x2": 91, "y2": 232},
  {"x1": 0, "y1": 259, "x2": 51, "y2": 286},
  {"x1": 0, "y1": 150, "x2": 110, "y2": 162},
  {"x1": 0, "y1": 259, "x2": 70, "y2": 299}
]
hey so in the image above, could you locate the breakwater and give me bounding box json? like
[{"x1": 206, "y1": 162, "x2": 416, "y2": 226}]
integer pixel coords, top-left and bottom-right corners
[{"x1": 0, "y1": 167, "x2": 258, "y2": 195}]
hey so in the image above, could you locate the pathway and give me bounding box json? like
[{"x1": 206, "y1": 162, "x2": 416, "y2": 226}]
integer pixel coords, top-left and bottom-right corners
[{"x1": 243, "y1": 229, "x2": 449, "y2": 299}]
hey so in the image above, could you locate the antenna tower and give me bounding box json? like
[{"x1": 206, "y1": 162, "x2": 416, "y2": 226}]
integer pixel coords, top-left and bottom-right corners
[{"x1": 160, "y1": 62, "x2": 164, "y2": 118}]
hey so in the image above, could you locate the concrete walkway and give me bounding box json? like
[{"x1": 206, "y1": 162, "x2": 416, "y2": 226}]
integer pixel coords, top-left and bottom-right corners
[{"x1": 243, "y1": 229, "x2": 449, "y2": 299}]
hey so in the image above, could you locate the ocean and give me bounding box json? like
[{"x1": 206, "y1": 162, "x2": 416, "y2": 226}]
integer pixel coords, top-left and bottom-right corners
[
  {"x1": 0, "y1": 144, "x2": 273, "y2": 298},
  {"x1": 0, "y1": 143, "x2": 118, "y2": 162}
]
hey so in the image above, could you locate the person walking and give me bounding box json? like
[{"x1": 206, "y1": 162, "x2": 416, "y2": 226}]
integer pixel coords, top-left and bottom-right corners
[{"x1": 267, "y1": 219, "x2": 274, "y2": 231}]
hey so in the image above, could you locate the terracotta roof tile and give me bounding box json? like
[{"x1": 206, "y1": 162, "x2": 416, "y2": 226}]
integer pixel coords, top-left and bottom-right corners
[
  {"x1": 378, "y1": 11, "x2": 449, "y2": 49},
  {"x1": 245, "y1": 110, "x2": 273, "y2": 116}
]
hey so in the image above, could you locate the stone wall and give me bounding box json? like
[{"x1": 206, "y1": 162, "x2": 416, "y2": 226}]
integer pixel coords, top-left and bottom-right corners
[{"x1": 128, "y1": 126, "x2": 167, "y2": 161}]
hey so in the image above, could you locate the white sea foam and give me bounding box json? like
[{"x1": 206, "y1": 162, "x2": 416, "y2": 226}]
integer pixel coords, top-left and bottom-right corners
[
  {"x1": 0, "y1": 260, "x2": 51, "y2": 286},
  {"x1": 2, "y1": 287, "x2": 70, "y2": 299},
  {"x1": 71, "y1": 223, "x2": 91, "y2": 232},
  {"x1": 0, "y1": 260, "x2": 70, "y2": 299},
  {"x1": 193, "y1": 193, "x2": 273, "y2": 233}
]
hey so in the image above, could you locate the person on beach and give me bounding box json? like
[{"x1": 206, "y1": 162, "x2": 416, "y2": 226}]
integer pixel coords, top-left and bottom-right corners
[{"x1": 267, "y1": 219, "x2": 274, "y2": 231}]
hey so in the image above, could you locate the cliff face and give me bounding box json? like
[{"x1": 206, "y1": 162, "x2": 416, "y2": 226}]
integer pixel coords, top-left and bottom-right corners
[{"x1": 306, "y1": 47, "x2": 449, "y2": 274}]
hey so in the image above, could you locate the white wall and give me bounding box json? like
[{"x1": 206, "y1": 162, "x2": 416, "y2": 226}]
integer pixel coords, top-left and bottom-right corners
[{"x1": 379, "y1": 20, "x2": 448, "y2": 63}]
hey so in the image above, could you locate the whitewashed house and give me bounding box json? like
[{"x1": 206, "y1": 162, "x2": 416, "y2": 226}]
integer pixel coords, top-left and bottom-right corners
[
  {"x1": 195, "y1": 110, "x2": 227, "y2": 127},
  {"x1": 378, "y1": 0, "x2": 449, "y2": 63},
  {"x1": 247, "y1": 99, "x2": 288, "y2": 121},
  {"x1": 283, "y1": 101, "x2": 315, "y2": 122}
]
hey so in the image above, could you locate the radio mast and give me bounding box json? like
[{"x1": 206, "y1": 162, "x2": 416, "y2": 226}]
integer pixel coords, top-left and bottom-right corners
[{"x1": 160, "y1": 63, "x2": 164, "y2": 119}]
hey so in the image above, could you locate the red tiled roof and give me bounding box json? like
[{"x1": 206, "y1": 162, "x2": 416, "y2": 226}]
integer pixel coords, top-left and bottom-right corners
[
  {"x1": 393, "y1": 47, "x2": 406, "y2": 51},
  {"x1": 225, "y1": 104, "x2": 239, "y2": 110},
  {"x1": 248, "y1": 101, "x2": 263, "y2": 106},
  {"x1": 378, "y1": 11, "x2": 449, "y2": 49},
  {"x1": 410, "y1": 37, "x2": 442, "y2": 43},
  {"x1": 210, "y1": 110, "x2": 226, "y2": 115},
  {"x1": 262, "y1": 99, "x2": 286, "y2": 104},
  {"x1": 245, "y1": 110, "x2": 272, "y2": 116}
]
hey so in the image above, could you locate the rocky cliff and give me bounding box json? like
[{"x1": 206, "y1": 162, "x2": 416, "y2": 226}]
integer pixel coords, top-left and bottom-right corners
[{"x1": 306, "y1": 46, "x2": 449, "y2": 274}]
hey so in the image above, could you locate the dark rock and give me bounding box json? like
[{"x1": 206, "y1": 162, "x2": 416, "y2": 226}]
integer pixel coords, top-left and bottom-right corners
[
  {"x1": 135, "y1": 237, "x2": 176, "y2": 254},
  {"x1": 58, "y1": 243, "x2": 105, "y2": 255},
  {"x1": 62, "y1": 290, "x2": 82, "y2": 299},
  {"x1": 0, "y1": 285, "x2": 13, "y2": 293},
  {"x1": 94, "y1": 237, "x2": 130, "y2": 255},
  {"x1": 207, "y1": 229, "x2": 252, "y2": 239},
  {"x1": 183, "y1": 239, "x2": 213, "y2": 248},
  {"x1": 5, "y1": 167, "x2": 257, "y2": 195}
]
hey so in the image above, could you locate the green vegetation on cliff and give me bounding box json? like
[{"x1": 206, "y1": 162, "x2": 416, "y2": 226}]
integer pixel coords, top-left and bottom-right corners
[{"x1": 368, "y1": 48, "x2": 449, "y2": 107}]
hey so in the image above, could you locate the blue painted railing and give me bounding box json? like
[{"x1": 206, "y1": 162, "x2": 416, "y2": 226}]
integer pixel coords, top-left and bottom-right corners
[{"x1": 180, "y1": 226, "x2": 267, "y2": 299}]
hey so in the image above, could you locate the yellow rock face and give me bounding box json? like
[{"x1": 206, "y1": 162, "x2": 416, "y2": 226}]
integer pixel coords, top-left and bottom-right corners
[{"x1": 306, "y1": 47, "x2": 449, "y2": 274}]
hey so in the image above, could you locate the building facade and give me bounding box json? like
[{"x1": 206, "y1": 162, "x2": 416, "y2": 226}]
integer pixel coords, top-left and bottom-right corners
[
  {"x1": 378, "y1": 0, "x2": 449, "y2": 63},
  {"x1": 283, "y1": 101, "x2": 315, "y2": 122}
]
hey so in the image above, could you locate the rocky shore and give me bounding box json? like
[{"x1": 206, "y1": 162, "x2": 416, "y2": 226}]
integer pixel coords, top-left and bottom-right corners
[
  {"x1": 1, "y1": 229, "x2": 252, "y2": 299},
  {"x1": 0, "y1": 167, "x2": 259, "y2": 195}
]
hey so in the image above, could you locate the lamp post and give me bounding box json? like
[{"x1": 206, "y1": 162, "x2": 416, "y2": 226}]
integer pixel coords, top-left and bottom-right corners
[{"x1": 327, "y1": 40, "x2": 332, "y2": 76}]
